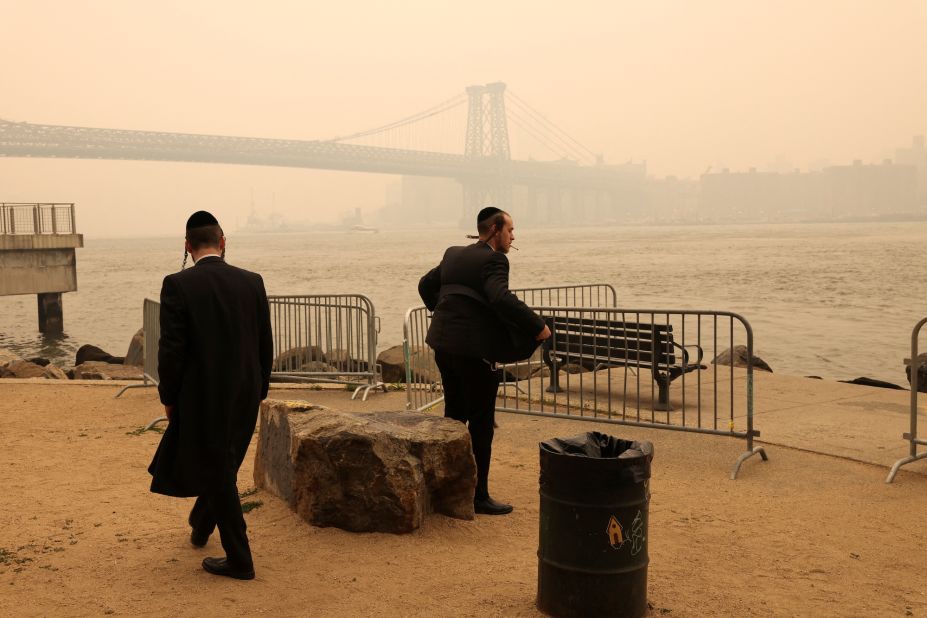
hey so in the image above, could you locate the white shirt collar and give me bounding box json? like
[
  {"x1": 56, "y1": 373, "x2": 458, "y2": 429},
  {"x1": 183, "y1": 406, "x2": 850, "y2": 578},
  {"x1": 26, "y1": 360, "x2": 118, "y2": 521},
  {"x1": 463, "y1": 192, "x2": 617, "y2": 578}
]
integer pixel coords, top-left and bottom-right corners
[{"x1": 193, "y1": 253, "x2": 222, "y2": 264}]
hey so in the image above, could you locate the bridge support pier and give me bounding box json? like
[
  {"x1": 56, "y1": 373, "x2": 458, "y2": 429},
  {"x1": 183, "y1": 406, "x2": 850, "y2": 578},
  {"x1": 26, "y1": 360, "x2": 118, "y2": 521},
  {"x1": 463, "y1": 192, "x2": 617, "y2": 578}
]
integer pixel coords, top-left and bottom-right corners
[
  {"x1": 38, "y1": 292, "x2": 64, "y2": 334},
  {"x1": 460, "y1": 179, "x2": 512, "y2": 228}
]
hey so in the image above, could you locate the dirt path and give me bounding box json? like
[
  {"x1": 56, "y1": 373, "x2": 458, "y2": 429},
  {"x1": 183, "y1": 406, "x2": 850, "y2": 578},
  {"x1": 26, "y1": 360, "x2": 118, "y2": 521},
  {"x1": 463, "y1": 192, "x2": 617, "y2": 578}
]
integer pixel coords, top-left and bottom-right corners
[{"x1": 0, "y1": 382, "x2": 925, "y2": 616}]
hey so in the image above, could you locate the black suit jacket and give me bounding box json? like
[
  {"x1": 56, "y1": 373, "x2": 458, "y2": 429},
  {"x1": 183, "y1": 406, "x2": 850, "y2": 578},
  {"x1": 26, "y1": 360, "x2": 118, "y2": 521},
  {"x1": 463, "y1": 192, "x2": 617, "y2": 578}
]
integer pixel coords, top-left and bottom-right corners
[
  {"x1": 418, "y1": 242, "x2": 545, "y2": 362},
  {"x1": 148, "y1": 256, "x2": 273, "y2": 497}
]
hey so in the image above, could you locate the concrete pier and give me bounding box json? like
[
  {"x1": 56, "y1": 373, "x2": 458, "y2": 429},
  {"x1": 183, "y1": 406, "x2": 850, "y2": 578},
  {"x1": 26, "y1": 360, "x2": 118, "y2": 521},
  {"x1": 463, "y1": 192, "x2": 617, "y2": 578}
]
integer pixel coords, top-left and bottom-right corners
[{"x1": 0, "y1": 203, "x2": 83, "y2": 333}]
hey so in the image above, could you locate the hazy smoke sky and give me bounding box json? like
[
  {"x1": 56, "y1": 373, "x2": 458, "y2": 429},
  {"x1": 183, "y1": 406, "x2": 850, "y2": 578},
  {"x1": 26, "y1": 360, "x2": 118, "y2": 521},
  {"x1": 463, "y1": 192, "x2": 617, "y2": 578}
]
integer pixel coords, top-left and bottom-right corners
[{"x1": 1, "y1": 1, "x2": 925, "y2": 236}]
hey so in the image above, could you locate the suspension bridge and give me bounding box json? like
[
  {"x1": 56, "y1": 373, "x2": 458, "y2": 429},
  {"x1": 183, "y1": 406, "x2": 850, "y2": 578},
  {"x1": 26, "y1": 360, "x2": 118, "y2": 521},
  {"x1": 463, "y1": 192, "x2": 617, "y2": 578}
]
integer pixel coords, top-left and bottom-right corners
[{"x1": 0, "y1": 83, "x2": 643, "y2": 223}]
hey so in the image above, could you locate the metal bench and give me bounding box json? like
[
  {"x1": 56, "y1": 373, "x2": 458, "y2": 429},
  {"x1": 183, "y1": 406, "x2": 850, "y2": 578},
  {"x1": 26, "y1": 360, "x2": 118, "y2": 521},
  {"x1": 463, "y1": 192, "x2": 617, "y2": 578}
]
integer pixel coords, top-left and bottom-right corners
[{"x1": 541, "y1": 315, "x2": 705, "y2": 411}]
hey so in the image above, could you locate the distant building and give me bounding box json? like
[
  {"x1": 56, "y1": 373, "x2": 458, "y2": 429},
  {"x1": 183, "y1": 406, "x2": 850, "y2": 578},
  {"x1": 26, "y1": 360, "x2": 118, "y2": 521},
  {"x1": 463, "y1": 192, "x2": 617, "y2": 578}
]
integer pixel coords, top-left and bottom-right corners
[
  {"x1": 646, "y1": 176, "x2": 699, "y2": 222},
  {"x1": 374, "y1": 176, "x2": 461, "y2": 227},
  {"x1": 821, "y1": 159, "x2": 917, "y2": 217},
  {"x1": 895, "y1": 135, "x2": 927, "y2": 207},
  {"x1": 699, "y1": 161, "x2": 918, "y2": 222}
]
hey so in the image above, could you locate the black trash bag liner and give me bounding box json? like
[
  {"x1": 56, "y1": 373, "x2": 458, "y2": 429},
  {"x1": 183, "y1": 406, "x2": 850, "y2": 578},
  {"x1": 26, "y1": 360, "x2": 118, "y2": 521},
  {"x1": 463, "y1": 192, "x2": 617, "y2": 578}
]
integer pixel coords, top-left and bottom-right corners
[
  {"x1": 540, "y1": 431, "x2": 653, "y2": 486},
  {"x1": 540, "y1": 431, "x2": 652, "y2": 459}
]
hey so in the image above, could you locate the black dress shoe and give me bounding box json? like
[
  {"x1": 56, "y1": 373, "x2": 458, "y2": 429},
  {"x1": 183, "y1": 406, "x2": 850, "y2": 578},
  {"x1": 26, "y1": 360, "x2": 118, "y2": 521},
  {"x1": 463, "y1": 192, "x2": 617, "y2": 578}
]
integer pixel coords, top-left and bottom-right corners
[
  {"x1": 202, "y1": 557, "x2": 255, "y2": 580},
  {"x1": 190, "y1": 528, "x2": 209, "y2": 548},
  {"x1": 474, "y1": 496, "x2": 514, "y2": 515}
]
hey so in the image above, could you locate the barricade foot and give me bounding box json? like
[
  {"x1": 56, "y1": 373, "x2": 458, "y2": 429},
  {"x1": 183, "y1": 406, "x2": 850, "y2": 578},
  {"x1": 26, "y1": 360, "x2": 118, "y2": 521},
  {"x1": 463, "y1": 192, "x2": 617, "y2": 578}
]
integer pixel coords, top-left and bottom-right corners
[
  {"x1": 498, "y1": 381, "x2": 527, "y2": 395},
  {"x1": 351, "y1": 382, "x2": 388, "y2": 401},
  {"x1": 144, "y1": 416, "x2": 168, "y2": 431},
  {"x1": 730, "y1": 446, "x2": 768, "y2": 480},
  {"x1": 886, "y1": 451, "x2": 927, "y2": 483},
  {"x1": 114, "y1": 380, "x2": 153, "y2": 399}
]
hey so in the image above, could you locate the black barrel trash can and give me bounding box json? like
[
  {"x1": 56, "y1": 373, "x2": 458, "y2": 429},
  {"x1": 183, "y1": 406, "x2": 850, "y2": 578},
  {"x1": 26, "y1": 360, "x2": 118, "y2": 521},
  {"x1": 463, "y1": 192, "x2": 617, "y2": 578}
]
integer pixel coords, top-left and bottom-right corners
[{"x1": 537, "y1": 432, "x2": 653, "y2": 618}]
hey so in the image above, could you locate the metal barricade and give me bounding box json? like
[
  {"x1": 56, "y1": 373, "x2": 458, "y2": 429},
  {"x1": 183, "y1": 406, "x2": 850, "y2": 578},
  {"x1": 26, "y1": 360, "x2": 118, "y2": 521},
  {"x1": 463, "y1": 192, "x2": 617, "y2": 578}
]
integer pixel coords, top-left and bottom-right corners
[
  {"x1": 403, "y1": 283, "x2": 618, "y2": 413},
  {"x1": 269, "y1": 294, "x2": 385, "y2": 400},
  {"x1": 405, "y1": 303, "x2": 767, "y2": 479},
  {"x1": 511, "y1": 283, "x2": 617, "y2": 308},
  {"x1": 115, "y1": 298, "x2": 160, "y2": 399},
  {"x1": 886, "y1": 317, "x2": 927, "y2": 482},
  {"x1": 404, "y1": 305, "x2": 442, "y2": 412},
  {"x1": 114, "y1": 299, "x2": 166, "y2": 430}
]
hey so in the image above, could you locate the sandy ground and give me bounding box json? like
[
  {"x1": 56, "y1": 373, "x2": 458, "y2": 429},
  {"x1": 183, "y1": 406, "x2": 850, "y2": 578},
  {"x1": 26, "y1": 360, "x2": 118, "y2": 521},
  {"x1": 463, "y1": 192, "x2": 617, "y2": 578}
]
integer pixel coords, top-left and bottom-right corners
[{"x1": 1, "y1": 380, "x2": 926, "y2": 617}]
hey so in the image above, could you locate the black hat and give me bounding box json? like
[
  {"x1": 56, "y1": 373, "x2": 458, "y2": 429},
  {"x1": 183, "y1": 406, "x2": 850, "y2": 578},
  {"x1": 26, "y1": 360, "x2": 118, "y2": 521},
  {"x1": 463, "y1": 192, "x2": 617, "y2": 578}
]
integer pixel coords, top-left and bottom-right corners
[
  {"x1": 186, "y1": 210, "x2": 219, "y2": 230},
  {"x1": 477, "y1": 206, "x2": 503, "y2": 225}
]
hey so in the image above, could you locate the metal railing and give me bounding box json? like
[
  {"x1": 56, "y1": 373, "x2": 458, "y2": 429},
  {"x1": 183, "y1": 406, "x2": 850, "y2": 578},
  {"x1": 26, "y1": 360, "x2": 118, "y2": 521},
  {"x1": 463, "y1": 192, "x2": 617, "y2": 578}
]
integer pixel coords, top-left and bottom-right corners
[
  {"x1": 404, "y1": 283, "x2": 618, "y2": 413},
  {"x1": 269, "y1": 294, "x2": 385, "y2": 400},
  {"x1": 405, "y1": 303, "x2": 767, "y2": 479},
  {"x1": 0, "y1": 203, "x2": 76, "y2": 235},
  {"x1": 886, "y1": 317, "x2": 927, "y2": 482}
]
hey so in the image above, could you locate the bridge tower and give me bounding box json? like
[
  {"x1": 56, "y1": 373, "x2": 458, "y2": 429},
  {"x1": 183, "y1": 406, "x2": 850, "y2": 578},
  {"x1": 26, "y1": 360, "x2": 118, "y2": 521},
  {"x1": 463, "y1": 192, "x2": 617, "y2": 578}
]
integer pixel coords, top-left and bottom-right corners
[{"x1": 461, "y1": 82, "x2": 512, "y2": 228}]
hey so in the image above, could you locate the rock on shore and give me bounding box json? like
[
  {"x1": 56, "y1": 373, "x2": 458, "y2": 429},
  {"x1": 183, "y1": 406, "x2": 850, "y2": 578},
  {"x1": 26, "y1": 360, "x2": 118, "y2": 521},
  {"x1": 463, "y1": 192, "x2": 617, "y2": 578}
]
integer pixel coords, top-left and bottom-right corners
[
  {"x1": 76, "y1": 344, "x2": 125, "y2": 366},
  {"x1": 0, "y1": 360, "x2": 68, "y2": 379},
  {"x1": 70, "y1": 361, "x2": 143, "y2": 380},
  {"x1": 124, "y1": 328, "x2": 144, "y2": 367},
  {"x1": 712, "y1": 345, "x2": 773, "y2": 373}
]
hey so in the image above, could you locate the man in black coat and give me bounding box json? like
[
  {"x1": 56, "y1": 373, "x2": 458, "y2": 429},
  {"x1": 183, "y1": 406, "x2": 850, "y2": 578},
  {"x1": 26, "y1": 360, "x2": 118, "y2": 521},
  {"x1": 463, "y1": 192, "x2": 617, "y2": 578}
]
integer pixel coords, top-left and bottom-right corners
[
  {"x1": 418, "y1": 207, "x2": 550, "y2": 515},
  {"x1": 148, "y1": 211, "x2": 273, "y2": 580}
]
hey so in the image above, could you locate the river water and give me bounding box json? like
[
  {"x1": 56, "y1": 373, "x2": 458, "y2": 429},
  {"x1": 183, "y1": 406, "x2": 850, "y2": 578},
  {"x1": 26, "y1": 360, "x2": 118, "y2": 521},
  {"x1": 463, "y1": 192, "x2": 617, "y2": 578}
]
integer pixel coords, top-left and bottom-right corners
[{"x1": 0, "y1": 222, "x2": 923, "y2": 385}]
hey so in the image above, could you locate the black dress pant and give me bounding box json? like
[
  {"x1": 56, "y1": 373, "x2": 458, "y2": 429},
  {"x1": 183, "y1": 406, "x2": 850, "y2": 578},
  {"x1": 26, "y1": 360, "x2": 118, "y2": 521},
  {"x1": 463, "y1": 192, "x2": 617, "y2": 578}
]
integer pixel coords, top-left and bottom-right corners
[
  {"x1": 434, "y1": 349, "x2": 502, "y2": 501},
  {"x1": 188, "y1": 477, "x2": 253, "y2": 569}
]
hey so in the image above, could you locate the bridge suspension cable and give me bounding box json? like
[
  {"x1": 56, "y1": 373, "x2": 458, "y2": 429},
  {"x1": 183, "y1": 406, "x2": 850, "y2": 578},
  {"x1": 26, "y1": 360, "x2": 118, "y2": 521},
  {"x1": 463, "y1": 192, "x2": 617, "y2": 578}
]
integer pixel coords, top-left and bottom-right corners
[
  {"x1": 505, "y1": 108, "x2": 575, "y2": 161},
  {"x1": 506, "y1": 89, "x2": 599, "y2": 164},
  {"x1": 327, "y1": 92, "x2": 467, "y2": 144}
]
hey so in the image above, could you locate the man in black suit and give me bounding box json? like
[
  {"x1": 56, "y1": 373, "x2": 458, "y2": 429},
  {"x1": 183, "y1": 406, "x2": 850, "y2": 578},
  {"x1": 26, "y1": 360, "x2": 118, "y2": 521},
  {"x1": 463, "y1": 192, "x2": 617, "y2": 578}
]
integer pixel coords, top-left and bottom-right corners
[
  {"x1": 148, "y1": 211, "x2": 273, "y2": 580},
  {"x1": 418, "y1": 207, "x2": 550, "y2": 515}
]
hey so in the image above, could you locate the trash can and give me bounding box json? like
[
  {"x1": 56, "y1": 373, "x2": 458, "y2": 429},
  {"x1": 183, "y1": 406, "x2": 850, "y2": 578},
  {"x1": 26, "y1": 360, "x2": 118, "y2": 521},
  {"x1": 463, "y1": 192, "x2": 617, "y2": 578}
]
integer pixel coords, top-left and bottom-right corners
[{"x1": 537, "y1": 432, "x2": 653, "y2": 618}]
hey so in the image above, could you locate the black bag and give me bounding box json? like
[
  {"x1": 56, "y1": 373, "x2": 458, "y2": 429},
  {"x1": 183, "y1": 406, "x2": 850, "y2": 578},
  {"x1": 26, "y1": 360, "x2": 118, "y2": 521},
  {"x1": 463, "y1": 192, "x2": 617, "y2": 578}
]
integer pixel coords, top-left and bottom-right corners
[{"x1": 439, "y1": 284, "x2": 541, "y2": 364}]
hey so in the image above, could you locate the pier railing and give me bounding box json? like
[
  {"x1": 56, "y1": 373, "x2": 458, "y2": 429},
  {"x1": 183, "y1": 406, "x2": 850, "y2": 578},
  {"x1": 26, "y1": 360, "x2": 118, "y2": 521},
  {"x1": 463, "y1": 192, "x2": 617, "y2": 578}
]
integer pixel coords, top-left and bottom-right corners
[
  {"x1": 0, "y1": 203, "x2": 76, "y2": 235},
  {"x1": 886, "y1": 317, "x2": 927, "y2": 482}
]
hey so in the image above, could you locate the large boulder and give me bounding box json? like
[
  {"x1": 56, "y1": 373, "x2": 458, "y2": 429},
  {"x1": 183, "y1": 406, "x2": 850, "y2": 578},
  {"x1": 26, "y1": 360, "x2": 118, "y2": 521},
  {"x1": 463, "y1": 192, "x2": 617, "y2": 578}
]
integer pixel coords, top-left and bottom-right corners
[
  {"x1": 75, "y1": 344, "x2": 124, "y2": 366},
  {"x1": 254, "y1": 400, "x2": 476, "y2": 534},
  {"x1": 0, "y1": 360, "x2": 68, "y2": 379},
  {"x1": 712, "y1": 345, "x2": 773, "y2": 373},
  {"x1": 323, "y1": 349, "x2": 367, "y2": 372},
  {"x1": 71, "y1": 361, "x2": 143, "y2": 380},
  {"x1": 404, "y1": 346, "x2": 440, "y2": 384},
  {"x1": 376, "y1": 345, "x2": 438, "y2": 385},
  {"x1": 376, "y1": 344, "x2": 408, "y2": 383},
  {"x1": 273, "y1": 346, "x2": 324, "y2": 372},
  {"x1": 124, "y1": 328, "x2": 144, "y2": 367}
]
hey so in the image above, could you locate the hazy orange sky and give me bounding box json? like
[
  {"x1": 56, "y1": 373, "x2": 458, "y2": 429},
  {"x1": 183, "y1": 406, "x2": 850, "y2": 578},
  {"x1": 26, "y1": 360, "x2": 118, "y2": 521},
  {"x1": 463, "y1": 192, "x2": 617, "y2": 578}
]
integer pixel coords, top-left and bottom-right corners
[{"x1": 1, "y1": 1, "x2": 925, "y2": 236}]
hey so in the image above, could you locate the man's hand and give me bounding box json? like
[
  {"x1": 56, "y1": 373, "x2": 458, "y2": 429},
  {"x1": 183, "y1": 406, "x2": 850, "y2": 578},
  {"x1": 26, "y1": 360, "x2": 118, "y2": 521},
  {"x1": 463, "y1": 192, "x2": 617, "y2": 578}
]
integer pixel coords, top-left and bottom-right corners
[
  {"x1": 164, "y1": 404, "x2": 176, "y2": 421},
  {"x1": 536, "y1": 324, "x2": 552, "y2": 341}
]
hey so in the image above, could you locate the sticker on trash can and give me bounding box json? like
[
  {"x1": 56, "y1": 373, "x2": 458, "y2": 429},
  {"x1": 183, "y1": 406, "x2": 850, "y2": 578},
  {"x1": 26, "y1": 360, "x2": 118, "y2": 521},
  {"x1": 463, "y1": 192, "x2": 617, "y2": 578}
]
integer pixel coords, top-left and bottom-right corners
[
  {"x1": 607, "y1": 515, "x2": 624, "y2": 549},
  {"x1": 607, "y1": 511, "x2": 646, "y2": 556}
]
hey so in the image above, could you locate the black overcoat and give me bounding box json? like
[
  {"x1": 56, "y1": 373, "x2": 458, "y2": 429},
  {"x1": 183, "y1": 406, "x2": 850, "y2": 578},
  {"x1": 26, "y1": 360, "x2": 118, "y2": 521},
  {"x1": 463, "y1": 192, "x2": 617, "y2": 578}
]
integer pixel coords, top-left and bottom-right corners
[
  {"x1": 148, "y1": 256, "x2": 273, "y2": 497},
  {"x1": 418, "y1": 241, "x2": 545, "y2": 362}
]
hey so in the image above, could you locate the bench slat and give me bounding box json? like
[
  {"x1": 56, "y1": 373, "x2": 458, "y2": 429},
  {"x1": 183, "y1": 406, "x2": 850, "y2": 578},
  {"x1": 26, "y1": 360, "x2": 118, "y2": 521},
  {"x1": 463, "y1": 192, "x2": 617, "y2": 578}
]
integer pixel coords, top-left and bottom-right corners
[
  {"x1": 551, "y1": 343, "x2": 676, "y2": 367},
  {"x1": 548, "y1": 315, "x2": 673, "y2": 334}
]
